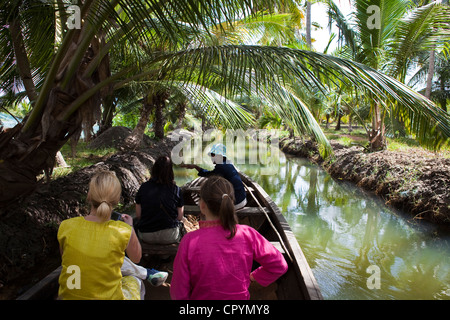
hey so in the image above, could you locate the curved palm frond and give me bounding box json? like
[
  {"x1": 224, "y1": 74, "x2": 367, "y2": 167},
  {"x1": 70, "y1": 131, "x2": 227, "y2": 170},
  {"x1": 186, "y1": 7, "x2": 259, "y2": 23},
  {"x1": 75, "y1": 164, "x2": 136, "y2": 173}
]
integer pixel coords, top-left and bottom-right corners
[
  {"x1": 388, "y1": 2, "x2": 450, "y2": 81},
  {"x1": 3, "y1": 0, "x2": 449, "y2": 156},
  {"x1": 227, "y1": 13, "x2": 302, "y2": 46},
  {"x1": 174, "y1": 81, "x2": 255, "y2": 129},
  {"x1": 148, "y1": 45, "x2": 449, "y2": 151},
  {"x1": 324, "y1": 0, "x2": 359, "y2": 57},
  {"x1": 0, "y1": 0, "x2": 55, "y2": 104},
  {"x1": 355, "y1": 0, "x2": 410, "y2": 68}
]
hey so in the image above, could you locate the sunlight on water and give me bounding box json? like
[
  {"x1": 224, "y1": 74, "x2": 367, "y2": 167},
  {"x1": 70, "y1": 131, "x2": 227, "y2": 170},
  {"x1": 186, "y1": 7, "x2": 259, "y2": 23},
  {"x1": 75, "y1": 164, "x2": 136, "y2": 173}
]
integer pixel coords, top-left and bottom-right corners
[{"x1": 174, "y1": 151, "x2": 450, "y2": 300}]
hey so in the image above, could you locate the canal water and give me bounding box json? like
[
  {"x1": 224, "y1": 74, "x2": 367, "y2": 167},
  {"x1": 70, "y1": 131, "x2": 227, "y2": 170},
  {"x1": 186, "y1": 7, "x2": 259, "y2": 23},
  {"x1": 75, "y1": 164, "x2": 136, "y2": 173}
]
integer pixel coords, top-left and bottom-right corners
[{"x1": 173, "y1": 152, "x2": 450, "y2": 300}]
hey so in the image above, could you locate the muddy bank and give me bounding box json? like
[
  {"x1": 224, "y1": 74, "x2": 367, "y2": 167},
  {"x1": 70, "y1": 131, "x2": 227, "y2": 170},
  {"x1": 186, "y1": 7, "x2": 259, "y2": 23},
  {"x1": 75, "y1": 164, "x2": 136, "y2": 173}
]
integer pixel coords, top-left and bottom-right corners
[
  {"x1": 279, "y1": 137, "x2": 450, "y2": 226},
  {"x1": 0, "y1": 131, "x2": 184, "y2": 299}
]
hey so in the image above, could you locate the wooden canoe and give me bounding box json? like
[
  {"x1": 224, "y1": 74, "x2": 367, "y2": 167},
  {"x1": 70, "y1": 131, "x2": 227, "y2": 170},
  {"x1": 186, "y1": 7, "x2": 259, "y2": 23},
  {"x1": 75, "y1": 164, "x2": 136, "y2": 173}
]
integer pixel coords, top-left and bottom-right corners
[{"x1": 16, "y1": 173, "x2": 322, "y2": 300}]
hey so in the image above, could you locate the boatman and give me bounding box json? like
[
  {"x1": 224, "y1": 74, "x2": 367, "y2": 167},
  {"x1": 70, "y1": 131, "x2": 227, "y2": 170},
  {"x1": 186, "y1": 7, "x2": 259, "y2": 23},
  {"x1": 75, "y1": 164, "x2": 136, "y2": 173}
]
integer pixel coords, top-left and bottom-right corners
[{"x1": 181, "y1": 143, "x2": 247, "y2": 210}]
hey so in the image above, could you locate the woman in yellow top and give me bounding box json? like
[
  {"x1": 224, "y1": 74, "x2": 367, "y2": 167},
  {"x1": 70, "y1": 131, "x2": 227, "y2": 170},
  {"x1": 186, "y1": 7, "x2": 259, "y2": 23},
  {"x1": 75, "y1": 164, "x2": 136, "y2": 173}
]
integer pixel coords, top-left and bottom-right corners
[{"x1": 57, "y1": 171, "x2": 166, "y2": 300}]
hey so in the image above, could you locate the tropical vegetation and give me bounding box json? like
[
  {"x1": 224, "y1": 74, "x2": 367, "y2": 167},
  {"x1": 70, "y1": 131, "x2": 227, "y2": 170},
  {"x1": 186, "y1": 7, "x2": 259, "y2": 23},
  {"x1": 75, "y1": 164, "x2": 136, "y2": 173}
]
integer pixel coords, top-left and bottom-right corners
[{"x1": 0, "y1": 0, "x2": 449, "y2": 207}]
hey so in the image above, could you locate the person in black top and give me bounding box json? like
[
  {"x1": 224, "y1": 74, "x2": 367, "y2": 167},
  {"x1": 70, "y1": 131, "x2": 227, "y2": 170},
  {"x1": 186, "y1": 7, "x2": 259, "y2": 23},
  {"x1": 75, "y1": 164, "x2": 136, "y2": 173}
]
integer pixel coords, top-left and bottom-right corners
[
  {"x1": 135, "y1": 156, "x2": 184, "y2": 244},
  {"x1": 181, "y1": 143, "x2": 247, "y2": 210}
]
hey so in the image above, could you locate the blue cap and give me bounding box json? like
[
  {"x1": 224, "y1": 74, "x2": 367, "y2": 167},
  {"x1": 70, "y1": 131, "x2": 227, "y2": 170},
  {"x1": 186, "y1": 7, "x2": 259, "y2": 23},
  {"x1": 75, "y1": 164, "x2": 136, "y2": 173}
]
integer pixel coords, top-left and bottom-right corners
[{"x1": 208, "y1": 143, "x2": 226, "y2": 157}]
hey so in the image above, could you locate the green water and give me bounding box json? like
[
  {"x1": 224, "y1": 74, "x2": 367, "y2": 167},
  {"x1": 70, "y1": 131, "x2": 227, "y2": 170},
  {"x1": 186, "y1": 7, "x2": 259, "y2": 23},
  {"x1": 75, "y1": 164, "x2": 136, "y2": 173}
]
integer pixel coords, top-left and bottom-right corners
[{"x1": 173, "y1": 153, "x2": 450, "y2": 300}]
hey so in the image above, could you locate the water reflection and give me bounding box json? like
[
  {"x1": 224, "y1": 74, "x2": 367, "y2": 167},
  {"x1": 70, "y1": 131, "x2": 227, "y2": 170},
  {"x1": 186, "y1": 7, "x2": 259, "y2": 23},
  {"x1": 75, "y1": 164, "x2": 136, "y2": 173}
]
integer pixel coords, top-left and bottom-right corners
[{"x1": 174, "y1": 153, "x2": 450, "y2": 300}]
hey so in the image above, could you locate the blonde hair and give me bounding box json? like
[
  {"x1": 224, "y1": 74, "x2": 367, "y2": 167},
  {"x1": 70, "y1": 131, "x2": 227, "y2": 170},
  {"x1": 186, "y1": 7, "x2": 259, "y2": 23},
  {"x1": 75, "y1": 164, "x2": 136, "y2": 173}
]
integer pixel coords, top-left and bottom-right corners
[{"x1": 86, "y1": 171, "x2": 122, "y2": 222}]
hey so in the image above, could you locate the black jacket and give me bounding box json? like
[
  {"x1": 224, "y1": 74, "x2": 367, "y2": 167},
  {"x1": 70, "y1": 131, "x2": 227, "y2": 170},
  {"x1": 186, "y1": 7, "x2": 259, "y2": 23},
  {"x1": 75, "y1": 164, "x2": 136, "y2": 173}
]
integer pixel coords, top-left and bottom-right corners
[{"x1": 135, "y1": 178, "x2": 184, "y2": 233}]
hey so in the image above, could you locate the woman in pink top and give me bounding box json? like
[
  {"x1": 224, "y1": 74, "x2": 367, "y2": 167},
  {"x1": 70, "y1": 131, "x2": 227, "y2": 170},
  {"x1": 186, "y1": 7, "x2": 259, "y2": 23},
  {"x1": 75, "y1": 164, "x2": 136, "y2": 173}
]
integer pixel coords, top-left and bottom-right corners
[{"x1": 170, "y1": 176, "x2": 288, "y2": 300}]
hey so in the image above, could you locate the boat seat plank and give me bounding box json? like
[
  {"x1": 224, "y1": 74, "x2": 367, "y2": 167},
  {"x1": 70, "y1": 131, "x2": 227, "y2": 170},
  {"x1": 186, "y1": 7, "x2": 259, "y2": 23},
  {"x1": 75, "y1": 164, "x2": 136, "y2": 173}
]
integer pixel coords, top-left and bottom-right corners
[
  {"x1": 184, "y1": 186, "x2": 254, "y2": 193},
  {"x1": 183, "y1": 186, "x2": 201, "y2": 192},
  {"x1": 184, "y1": 205, "x2": 201, "y2": 214},
  {"x1": 184, "y1": 205, "x2": 269, "y2": 217},
  {"x1": 141, "y1": 242, "x2": 179, "y2": 255},
  {"x1": 141, "y1": 235, "x2": 284, "y2": 256},
  {"x1": 237, "y1": 207, "x2": 270, "y2": 216}
]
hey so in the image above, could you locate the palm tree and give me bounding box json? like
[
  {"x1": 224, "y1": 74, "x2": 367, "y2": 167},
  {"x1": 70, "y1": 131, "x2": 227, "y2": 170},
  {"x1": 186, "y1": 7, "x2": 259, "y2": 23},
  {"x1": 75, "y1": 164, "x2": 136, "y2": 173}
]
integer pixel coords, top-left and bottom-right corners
[
  {"x1": 0, "y1": 0, "x2": 449, "y2": 207},
  {"x1": 325, "y1": 0, "x2": 450, "y2": 150},
  {"x1": 409, "y1": 50, "x2": 450, "y2": 113}
]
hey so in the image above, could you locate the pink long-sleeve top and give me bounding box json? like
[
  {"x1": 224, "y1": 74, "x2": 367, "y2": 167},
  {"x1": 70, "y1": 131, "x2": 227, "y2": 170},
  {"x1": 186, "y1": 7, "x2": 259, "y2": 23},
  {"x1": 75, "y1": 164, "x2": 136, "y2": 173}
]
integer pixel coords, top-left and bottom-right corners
[{"x1": 170, "y1": 220, "x2": 288, "y2": 300}]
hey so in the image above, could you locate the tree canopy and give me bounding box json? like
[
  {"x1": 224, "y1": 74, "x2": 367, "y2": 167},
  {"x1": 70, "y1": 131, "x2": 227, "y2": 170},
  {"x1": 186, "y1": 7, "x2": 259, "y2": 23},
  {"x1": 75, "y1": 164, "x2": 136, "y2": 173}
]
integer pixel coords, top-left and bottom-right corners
[{"x1": 0, "y1": 0, "x2": 449, "y2": 204}]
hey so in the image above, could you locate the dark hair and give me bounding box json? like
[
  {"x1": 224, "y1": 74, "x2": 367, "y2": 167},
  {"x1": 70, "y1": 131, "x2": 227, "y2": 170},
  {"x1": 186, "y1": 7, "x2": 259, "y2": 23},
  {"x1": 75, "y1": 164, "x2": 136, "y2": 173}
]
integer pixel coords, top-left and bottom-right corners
[
  {"x1": 151, "y1": 156, "x2": 175, "y2": 185},
  {"x1": 200, "y1": 176, "x2": 237, "y2": 239}
]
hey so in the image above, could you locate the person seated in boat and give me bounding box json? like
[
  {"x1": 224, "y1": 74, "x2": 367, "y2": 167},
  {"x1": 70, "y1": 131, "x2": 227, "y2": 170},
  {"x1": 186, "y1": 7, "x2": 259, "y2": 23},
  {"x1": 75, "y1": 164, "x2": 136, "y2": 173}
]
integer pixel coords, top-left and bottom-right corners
[
  {"x1": 57, "y1": 171, "x2": 168, "y2": 300},
  {"x1": 181, "y1": 143, "x2": 247, "y2": 210},
  {"x1": 170, "y1": 176, "x2": 288, "y2": 300},
  {"x1": 135, "y1": 156, "x2": 185, "y2": 244}
]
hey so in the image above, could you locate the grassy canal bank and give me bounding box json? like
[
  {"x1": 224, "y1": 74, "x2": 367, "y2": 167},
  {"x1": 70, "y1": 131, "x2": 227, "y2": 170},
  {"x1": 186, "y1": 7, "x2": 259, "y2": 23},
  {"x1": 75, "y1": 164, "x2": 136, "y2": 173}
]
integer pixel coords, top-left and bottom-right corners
[{"x1": 280, "y1": 127, "x2": 450, "y2": 227}]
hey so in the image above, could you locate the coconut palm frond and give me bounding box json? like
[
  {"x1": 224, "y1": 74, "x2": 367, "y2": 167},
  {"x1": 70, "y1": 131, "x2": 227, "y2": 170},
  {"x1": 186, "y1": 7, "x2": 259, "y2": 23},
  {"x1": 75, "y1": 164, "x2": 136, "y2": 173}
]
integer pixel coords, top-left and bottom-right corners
[
  {"x1": 324, "y1": 0, "x2": 359, "y2": 57},
  {"x1": 168, "y1": 81, "x2": 256, "y2": 129},
  {"x1": 388, "y1": 2, "x2": 450, "y2": 81},
  {"x1": 3, "y1": 0, "x2": 449, "y2": 156},
  {"x1": 355, "y1": 0, "x2": 409, "y2": 68},
  {"x1": 151, "y1": 44, "x2": 449, "y2": 151},
  {"x1": 265, "y1": 81, "x2": 334, "y2": 158}
]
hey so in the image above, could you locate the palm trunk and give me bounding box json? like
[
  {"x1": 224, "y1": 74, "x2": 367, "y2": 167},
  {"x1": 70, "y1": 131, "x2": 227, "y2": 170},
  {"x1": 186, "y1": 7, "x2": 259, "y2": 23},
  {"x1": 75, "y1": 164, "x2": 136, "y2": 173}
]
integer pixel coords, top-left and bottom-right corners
[
  {"x1": 369, "y1": 101, "x2": 386, "y2": 151},
  {"x1": 440, "y1": 77, "x2": 448, "y2": 112},
  {"x1": 176, "y1": 101, "x2": 187, "y2": 129},
  {"x1": 425, "y1": 50, "x2": 436, "y2": 99},
  {"x1": 153, "y1": 92, "x2": 168, "y2": 140},
  {"x1": 154, "y1": 102, "x2": 164, "y2": 140},
  {"x1": 0, "y1": 13, "x2": 110, "y2": 206},
  {"x1": 335, "y1": 114, "x2": 342, "y2": 130},
  {"x1": 120, "y1": 91, "x2": 167, "y2": 150},
  {"x1": 306, "y1": 1, "x2": 312, "y2": 49},
  {"x1": 99, "y1": 94, "x2": 116, "y2": 135},
  {"x1": 348, "y1": 112, "x2": 353, "y2": 132},
  {"x1": 121, "y1": 97, "x2": 153, "y2": 151},
  {"x1": 335, "y1": 109, "x2": 343, "y2": 131}
]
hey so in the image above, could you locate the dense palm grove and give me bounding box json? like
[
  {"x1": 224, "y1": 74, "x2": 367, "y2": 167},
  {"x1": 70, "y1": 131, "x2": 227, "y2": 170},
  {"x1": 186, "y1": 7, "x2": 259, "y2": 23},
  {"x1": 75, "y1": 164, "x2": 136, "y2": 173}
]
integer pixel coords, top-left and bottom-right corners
[{"x1": 0, "y1": 0, "x2": 449, "y2": 206}]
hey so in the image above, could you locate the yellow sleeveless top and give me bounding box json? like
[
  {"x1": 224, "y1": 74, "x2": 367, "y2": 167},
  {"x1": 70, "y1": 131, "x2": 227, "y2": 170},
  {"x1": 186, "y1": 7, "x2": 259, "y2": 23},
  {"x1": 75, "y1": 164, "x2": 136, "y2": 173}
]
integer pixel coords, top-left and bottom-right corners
[{"x1": 57, "y1": 216, "x2": 132, "y2": 300}]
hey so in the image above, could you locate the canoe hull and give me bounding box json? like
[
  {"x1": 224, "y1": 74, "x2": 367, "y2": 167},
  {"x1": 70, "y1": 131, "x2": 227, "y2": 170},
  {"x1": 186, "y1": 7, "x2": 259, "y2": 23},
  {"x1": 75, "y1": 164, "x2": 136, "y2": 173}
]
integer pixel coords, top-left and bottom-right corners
[{"x1": 17, "y1": 173, "x2": 322, "y2": 300}]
